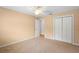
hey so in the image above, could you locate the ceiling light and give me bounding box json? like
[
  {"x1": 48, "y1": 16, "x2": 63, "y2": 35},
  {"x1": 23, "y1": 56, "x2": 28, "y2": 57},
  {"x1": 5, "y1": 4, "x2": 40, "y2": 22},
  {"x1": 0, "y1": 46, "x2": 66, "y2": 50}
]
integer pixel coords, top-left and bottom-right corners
[
  {"x1": 34, "y1": 6, "x2": 43, "y2": 15},
  {"x1": 35, "y1": 9, "x2": 42, "y2": 15}
]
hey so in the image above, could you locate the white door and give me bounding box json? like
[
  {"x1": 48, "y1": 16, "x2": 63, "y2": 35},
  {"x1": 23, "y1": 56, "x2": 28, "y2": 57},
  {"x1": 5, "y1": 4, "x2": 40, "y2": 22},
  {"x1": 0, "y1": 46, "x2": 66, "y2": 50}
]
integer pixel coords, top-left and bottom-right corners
[
  {"x1": 63, "y1": 16, "x2": 73, "y2": 43},
  {"x1": 53, "y1": 16, "x2": 74, "y2": 43},
  {"x1": 54, "y1": 17, "x2": 63, "y2": 41},
  {"x1": 40, "y1": 19, "x2": 44, "y2": 35},
  {"x1": 35, "y1": 19, "x2": 41, "y2": 37}
]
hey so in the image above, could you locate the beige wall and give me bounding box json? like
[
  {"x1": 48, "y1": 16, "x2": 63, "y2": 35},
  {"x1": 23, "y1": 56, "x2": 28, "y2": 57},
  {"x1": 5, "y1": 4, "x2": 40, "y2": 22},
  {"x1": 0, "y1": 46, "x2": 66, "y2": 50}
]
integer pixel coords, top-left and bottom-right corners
[
  {"x1": 44, "y1": 9, "x2": 79, "y2": 45},
  {"x1": 0, "y1": 8, "x2": 35, "y2": 46},
  {"x1": 43, "y1": 15, "x2": 53, "y2": 37}
]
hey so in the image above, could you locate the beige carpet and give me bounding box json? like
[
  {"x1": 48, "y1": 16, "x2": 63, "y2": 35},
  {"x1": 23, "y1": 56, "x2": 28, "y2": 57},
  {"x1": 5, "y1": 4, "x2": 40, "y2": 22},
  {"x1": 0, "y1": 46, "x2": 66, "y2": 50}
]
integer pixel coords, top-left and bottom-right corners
[{"x1": 0, "y1": 36, "x2": 79, "y2": 53}]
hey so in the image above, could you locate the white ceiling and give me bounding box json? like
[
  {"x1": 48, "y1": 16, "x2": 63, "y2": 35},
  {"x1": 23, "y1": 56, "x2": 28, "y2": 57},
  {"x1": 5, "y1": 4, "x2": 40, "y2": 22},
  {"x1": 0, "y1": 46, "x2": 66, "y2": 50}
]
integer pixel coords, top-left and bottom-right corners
[{"x1": 1, "y1": 6, "x2": 79, "y2": 16}]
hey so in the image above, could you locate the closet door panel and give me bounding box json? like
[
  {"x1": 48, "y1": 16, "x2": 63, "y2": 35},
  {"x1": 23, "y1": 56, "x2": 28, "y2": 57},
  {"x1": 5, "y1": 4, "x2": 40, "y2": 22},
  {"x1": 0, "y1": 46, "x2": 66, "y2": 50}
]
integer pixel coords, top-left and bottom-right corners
[
  {"x1": 63, "y1": 16, "x2": 72, "y2": 43},
  {"x1": 54, "y1": 17, "x2": 62, "y2": 41},
  {"x1": 66, "y1": 17, "x2": 72, "y2": 43},
  {"x1": 62, "y1": 17, "x2": 67, "y2": 42}
]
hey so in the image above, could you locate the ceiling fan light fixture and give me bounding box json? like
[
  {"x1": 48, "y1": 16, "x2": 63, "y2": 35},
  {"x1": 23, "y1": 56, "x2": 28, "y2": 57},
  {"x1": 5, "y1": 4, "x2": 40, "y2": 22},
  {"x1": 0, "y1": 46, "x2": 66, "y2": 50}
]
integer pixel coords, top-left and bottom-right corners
[{"x1": 35, "y1": 9, "x2": 42, "y2": 15}]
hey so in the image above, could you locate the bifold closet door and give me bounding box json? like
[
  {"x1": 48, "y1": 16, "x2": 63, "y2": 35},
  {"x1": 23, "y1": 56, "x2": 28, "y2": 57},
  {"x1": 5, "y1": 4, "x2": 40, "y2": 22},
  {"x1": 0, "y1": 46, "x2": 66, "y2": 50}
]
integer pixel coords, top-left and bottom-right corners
[
  {"x1": 54, "y1": 17, "x2": 63, "y2": 41},
  {"x1": 62, "y1": 16, "x2": 73, "y2": 43},
  {"x1": 53, "y1": 16, "x2": 74, "y2": 43}
]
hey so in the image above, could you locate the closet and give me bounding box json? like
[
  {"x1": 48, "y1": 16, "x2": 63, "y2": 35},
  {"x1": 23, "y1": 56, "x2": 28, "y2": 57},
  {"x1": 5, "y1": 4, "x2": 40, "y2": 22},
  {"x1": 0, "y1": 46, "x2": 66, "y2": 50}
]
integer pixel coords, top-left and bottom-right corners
[{"x1": 53, "y1": 16, "x2": 74, "y2": 43}]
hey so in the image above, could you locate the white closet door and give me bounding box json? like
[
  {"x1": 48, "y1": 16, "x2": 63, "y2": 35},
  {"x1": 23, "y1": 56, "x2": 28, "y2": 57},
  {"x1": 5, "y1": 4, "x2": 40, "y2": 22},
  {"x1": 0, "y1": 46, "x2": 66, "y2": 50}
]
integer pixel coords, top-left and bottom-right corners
[
  {"x1": 54, "y1": 17, "x2": 62, "y2": 41},
  {"x1": 63, "y1": 16, "x2": 73, "y2": 43},
  {"x1": 62, "y1": 17, "x2": 67, "y2": 42},
  {"x1": 66, "y1": 17, "x2": 72, "y2": 43},
  {"x1": 53, "y1": 16, "x2": 74, "y2": 43}
]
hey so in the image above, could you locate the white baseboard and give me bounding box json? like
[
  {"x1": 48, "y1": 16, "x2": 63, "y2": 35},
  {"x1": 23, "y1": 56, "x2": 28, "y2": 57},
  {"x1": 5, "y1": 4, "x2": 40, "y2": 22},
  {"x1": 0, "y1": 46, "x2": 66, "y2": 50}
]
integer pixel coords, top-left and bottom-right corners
[
  {"x1": 45, "y1": 34, "x2": 79, "y2": 46},
  {"x1": 0, "y1": 36, "x2": 36, "y2": 48},
  {"x1": 72, "y1": 43, "x2": 79, "y2": 46}
]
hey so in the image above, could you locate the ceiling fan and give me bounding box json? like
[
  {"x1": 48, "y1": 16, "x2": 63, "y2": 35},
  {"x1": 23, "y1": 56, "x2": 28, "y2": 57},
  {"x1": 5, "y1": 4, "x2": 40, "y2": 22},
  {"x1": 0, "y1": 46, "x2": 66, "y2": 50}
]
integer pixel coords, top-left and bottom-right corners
[
  {"x1": 33, "y1": 6, "x2": 46, "y2": 17},
  {"x1": 31, "y1": 6, "x2": 53, "y2": 18}
]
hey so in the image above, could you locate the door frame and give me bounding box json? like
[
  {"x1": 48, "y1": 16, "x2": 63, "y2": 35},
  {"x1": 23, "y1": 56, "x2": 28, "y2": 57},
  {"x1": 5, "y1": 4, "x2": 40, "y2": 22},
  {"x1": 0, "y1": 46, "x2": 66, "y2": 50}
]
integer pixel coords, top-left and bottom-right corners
[{"x1": 35, "y1": 19, "x2": 41, "y2": 37}]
